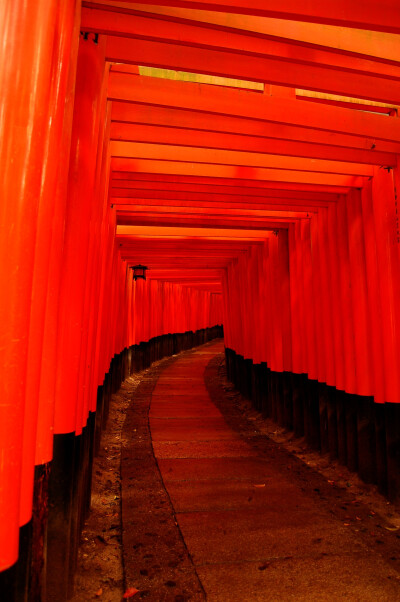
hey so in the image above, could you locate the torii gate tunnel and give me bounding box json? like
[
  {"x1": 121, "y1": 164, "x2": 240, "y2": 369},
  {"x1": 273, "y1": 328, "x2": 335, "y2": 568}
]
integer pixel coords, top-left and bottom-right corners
[{"x1": 1, "y1": 0, "x2": 400, "y2": 599}]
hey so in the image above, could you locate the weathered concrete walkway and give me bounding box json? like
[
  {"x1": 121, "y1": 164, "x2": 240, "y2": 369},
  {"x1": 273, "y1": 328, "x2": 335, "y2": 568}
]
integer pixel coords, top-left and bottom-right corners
[{"x1": 122, "y1": 341, "x2": 400, "y2": 601}]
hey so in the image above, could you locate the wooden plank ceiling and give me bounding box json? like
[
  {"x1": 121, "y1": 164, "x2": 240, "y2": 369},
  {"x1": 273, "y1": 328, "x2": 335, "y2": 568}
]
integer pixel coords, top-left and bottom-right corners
[{"x1": 82, "y1": 1, "x2": 400, "y2": 293}]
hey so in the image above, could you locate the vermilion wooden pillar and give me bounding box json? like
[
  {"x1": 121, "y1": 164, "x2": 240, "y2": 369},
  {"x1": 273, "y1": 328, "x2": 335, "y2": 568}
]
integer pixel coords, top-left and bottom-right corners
[
  {"x1": 288, "y1": 223, "x2": 303, "y2": 434},
  {"x1": 92, "y1": 205, "x2": 112, "y2": 390},
  {"x1": 86, "y1": 104, "x2": 112, "y2": 413},
  {"x1": 54, "y1": 33, "x2": 106, "y2": 436},
  {"x1": 77, "y1": 79, "x2": 110, "y2": 433},
  {"x1": 35, "y1": 1, "x2": 82, "y2": 472},
  {"x1": 326, "y1": 204, "x2": 344, "y2": 391},
  {"x1": 346, "y1": 189, "x2": 373, "y2": 398},
  {"x1": 346, "y1": 189, "x2": 376, "y2": 482},
  {"x1": 372, "y1": 166, "x2": 400, "y2": 501},
  {"x1": 301, "y1": 218, "x2": 317, "y2": 381},
  {"x1": 0, "y1": 0, "x2": 59, "y2": 573},
  {"x1": 336, "y1": 196, "x2": 357, "y2": 395},
  {"x1": 46, "y1": 32, "x2": 107, "y2": 600},
  {"x1": 371, "y1": 167, "x2": 400, "y2": 406},
  {"x1": 360, "y1": 180, "x2": 385, "y2": 405},
  {"x1": 95, "y1": 210, "x2": 116, "y2": 386},
  {"x1": 288, "y1": 223, "x2": 301, "y2": 376},
  {"x1": 19, "y1": 0, "x2": 80, "y2": 531},
  {"x1": 310, "y1": 213, "x2": 325, "y2": 387}
]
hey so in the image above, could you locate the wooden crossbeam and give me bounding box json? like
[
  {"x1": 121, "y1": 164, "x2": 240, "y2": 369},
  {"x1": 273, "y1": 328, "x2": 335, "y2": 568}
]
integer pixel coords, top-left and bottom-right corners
[
  {"x1": 108, "y1": 72, "x2": 400, "y2": 144},
  {"x1": 84, "y1": 0, "x2": 400, "y2": 34}
]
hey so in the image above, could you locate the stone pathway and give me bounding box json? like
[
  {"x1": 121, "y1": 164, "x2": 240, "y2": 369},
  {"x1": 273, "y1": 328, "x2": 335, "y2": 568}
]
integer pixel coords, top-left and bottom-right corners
[{"x1": 123, "y1": 341, "x2": 400, "y2": 601}]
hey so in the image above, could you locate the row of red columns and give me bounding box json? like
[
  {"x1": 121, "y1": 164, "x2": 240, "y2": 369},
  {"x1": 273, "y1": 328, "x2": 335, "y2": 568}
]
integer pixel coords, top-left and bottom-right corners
[
  {"x1": 223, "y1": 231, "x2": 292, "y2": 374},
  {"x1": 223, "y1": 165, "x2": 400, "y2": 499},
  {"x1": 0, "y1": 3, "x2": 223, "y2": 573},
  {"x1": 223, "y1": 165, "x2": 400, "y2": 406}
]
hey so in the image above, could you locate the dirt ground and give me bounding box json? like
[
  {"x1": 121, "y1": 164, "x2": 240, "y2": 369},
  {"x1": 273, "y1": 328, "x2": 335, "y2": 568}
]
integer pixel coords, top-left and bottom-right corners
[
  {"x1": 72, "y1": 371, "x2": 143, "y2": 602},
  {"x1": 72, "y1": 347, "x2": 400, "y2": 601}
]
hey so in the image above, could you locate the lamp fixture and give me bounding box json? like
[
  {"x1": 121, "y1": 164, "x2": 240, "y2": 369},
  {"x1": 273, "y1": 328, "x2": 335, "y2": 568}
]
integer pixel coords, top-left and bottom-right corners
[{"x1": 131, "y1": 264, "x2": 148, "y2": 281}]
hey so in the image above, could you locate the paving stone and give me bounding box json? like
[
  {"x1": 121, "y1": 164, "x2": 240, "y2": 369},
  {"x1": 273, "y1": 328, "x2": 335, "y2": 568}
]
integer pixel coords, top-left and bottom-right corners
[
  {"x1": 150, "y1": 402, "x2": 222, "y2": 418},
  {"x1": 150, "y1": 417, "x2": 235, "y2": 441},
  {"x1": 176, "y1": 508, "x2": 367, "y2": 564},
  {"x1": 196, "y1": 556, "x2": 400, "y2": 602},
  {"x1": 153, "y1": 440, "x2": 258, "y2": 459},
  {"x1": 165, "y1": 479, "x2": 311, "y2": 513},
  {"x1": 157, "y1": 457, "x2": 276, "y2": 482}
]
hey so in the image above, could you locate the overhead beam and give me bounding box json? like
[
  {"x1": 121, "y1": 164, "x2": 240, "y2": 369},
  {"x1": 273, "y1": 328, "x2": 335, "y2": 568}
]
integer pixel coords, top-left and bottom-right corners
[
  {"x1": 110, "y1": 174, "x2": 345, "y2": 198},
  {"x1": 110, "y1": 122, "x2": 396, "y2": 166},
  {"x1": 121, "y1": 252, "x2": 242, "y2": 259},
  {"x1": 106, "y1": 36, "x2": 400, "y2": 104},
  {"x1": 116, "y1": 235, "x2": 261, "y2": 247},
  {"x1": 108, "y1": 73, "x2": 400, "y2": 144},
  {"x1": 145, "y1": 278, "x2": 223, "y2": 290},
  {"x1": 111, "y1": 158, "x2": 366, "y2": 188},
  {"x1": 144, "y1": 268, "x2": 223, "y2": 275},
  {"x1": 110, "y1": 141, "x2": 374, "y2": 176},
  {"x1": 109, "y1": 189, "x2": 336, "y2": 205},
  {"x1": 116, "y1": 213, "x2": 293, "y2": 230},
  {"x1": 89, "y1": 0, "x2": 400, "y2": 34},
  {"x1": 111, "y1": 198, "x2": 326, "y2": 212},
  {"x1": 83, "y1": 2, "x2": 400, "y2": 62},
  {"x1": 111, "y1": 102, "x2": 400, "y2": 157},
  {"x1": 127, "y1": 263, "x2": 231, "y2": 269},
  {"x1": 116, "y1": 224, "x2": 275, "y2": 239},
  {"x1": 120, "y1": 250, "x2": 246, "y2": 257},
  {"x1": 82, "y1": 7, "x2": 400, "y2": 81},
  {"x1": 114, "y1": 202, "x2": 308, "y2": 216}
]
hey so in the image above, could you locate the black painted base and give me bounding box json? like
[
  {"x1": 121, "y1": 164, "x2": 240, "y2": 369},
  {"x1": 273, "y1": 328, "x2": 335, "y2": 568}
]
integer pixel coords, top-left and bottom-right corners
[
  {"x1": 225, "y1": 347, "x2": 400, "y2": 504},
  {"x1": 0, "y1": 326, "x2": 223, "y2": 601},
  {"x1": 0, "y1": 522, "x2": 32, "y2": 602}
]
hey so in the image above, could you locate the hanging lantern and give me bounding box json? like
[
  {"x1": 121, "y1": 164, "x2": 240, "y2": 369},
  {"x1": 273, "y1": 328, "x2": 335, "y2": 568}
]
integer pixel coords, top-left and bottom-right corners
[{"x1": 131, "y1": 264, "x2": 148, "y2": 281}]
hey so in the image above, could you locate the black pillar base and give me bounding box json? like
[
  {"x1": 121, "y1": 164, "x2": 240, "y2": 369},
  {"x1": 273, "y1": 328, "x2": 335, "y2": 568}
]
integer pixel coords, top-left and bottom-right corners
[
  {"x1": 0, "y1": 521, "x2": 32, "y2": 602},
  {"x1": 30, "y1": 463, "x2": 51, "y2": 601},
  {"x1": 357, "y1": 396, "x2": 377, "y2": 484},
  {"x1": 224, "y1": 347, "x2": 400, "y2": 504},
  {"x1": 345, "y1": 394, "x2": 358, "y2": 473},
  {"x1": 304, "y1": 380, "x2": 320, "y2": 451},
  {"x1": 336, "y1": 390, "x2": 347, "y2": 466},
  {"x1": 385, "y1": 403, "x2": 400, "y2": 503},
  {"x1": 318, "y1": 383, "x2": 330, "y2": 455},
  {"x1": 46, "y1": 433, "x2": 75, "y2": 601},
  {"x1": 374, "y1": 403, "x2": 388, "y2": 496},
  {"x1": 327, "y1": 388, "x2": 338, "y2": 461}
]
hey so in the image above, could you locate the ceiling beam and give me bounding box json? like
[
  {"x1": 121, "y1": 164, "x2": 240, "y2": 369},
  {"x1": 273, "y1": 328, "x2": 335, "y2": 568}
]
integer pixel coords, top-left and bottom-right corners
[
  {"x1": 110, "y1": 141, "x2": 374, "y2": 176},
  {"x1": 106, "y1": 36, "x2": 400, "y2": 104},
  {"x1": 116, "y1": 224, "x2": 275, "y2": 239},
  {"x1": 110, "y1": 122, "x2": 396, "y2": 166},
  {"x1": 88, "y1": 0, "x2": 400, "y2": 34},
  {"x1": 83, "y1": 2, "x2": 400, "y2": 62},
  {"x1": 110, "y1": 174, "x2": 346, "y2": 198},
  {"x1": 108, "y1": 72, "x2": 400, "y2": 144},
  {"x1": 111, "y1": 199, "x2": 326, "y2": 212},
  {"x1": 109, "y1": 190, "x2": 336, "y2": 206},
  {"x1": 111, "y1": 102, "x2": 400, "y2": 159},
  {"x1": 82, "y1": 7, "x2": 400, "y2": 81},
  {"x1": 111, "y1": 158, "x2": 366, "y2": 188},
  {"x1": 111, "y1": 102, "x2": 400, "y2": 157}
]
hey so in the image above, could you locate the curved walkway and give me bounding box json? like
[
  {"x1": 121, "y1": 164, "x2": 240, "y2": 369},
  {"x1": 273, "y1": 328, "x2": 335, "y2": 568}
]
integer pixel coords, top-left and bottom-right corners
[{"x1": 122, "y1": 341, "x2": 400, "y2": 601}]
